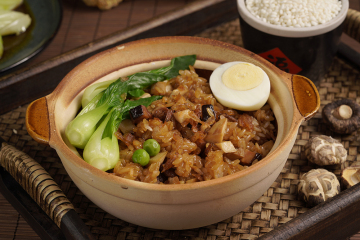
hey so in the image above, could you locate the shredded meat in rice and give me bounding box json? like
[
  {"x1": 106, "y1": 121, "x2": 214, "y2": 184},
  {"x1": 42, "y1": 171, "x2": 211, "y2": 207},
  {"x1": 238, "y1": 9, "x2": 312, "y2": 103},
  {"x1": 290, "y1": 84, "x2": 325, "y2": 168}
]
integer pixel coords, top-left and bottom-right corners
[{"x1": 112, "y1": 66, "x2": 276, "y2": 184}]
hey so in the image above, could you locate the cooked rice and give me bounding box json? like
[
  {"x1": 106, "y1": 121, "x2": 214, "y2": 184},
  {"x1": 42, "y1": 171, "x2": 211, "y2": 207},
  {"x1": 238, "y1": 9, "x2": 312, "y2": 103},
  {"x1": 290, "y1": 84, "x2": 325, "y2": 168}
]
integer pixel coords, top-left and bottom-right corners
[{"x1": 112, "y1": 66, "x2": 276, "y2": 184}]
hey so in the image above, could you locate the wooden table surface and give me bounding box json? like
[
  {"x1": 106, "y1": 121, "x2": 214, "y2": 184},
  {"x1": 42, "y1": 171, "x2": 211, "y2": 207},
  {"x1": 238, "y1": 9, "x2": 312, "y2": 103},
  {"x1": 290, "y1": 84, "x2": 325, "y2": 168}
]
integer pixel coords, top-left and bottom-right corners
[
  {"x1": 22, "y1": 0, "x2": 196, "y2": 69},
  {"x1": 1, "y1": 0, "x2": 360, "y2": 239}
]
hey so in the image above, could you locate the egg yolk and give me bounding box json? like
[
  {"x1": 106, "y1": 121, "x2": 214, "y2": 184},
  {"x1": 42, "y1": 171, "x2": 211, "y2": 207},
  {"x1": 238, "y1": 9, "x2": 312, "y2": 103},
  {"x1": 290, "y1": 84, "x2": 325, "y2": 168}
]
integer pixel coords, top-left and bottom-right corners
[
  {"x1": 222, "y1": 63, "x2": 263, "y2": 91},
  {"x1": 209, "y1": 61, "x2": 270, "y2": 111}
]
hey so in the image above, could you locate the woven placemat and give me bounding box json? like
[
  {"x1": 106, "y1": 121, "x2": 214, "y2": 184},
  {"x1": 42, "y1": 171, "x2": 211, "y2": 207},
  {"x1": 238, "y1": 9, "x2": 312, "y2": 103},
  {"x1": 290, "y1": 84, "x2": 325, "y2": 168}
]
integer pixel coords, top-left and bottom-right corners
[{"x1": 1, "y1": 19, "x2": 360, "y2": 239}]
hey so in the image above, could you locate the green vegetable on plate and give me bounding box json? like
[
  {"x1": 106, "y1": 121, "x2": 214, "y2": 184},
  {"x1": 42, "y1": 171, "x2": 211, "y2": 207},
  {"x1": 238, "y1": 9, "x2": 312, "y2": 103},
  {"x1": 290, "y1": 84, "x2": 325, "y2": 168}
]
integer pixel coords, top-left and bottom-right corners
[
  {"x1": 0, "y1": 0, "x2": 23, "y2": 11},
  {"x1": 0, "y1": 9, "x2": 31, "y2": 36},
  {"x1": 0, "y1": 0, "x2": 31, "y2": 59}
]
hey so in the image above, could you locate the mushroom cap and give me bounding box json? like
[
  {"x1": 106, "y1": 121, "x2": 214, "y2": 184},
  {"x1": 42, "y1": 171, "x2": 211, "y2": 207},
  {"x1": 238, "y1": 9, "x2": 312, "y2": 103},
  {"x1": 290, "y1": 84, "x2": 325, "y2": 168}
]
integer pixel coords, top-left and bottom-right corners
[
  {"x1": 341, "y1": 162, "x2": 360, "y2": 189},
  {"x1": 298, "y1": 168, "x2": 340, "y2": 207},
  {"x1": 322, "y1": 99, "x2": 360, "y2": 134},
  {"x1": 304, "y1": 135, "x2": 347, "y2": 166}
]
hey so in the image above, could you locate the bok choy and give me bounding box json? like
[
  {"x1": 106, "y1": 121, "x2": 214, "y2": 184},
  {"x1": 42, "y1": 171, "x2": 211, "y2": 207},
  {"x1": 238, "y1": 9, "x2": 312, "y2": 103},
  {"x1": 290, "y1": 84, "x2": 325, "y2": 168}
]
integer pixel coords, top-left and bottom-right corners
[
  {"x1": 82, "y1": 109, "x2": 119, "y2": 171},
  {"x1": 0, "y1": 0, "x2": 23, "y2": 11},
  {"x1": 65, "y1": 55, "x2": 196, "y2": 171},
  {"x1": 83, "y1": 96, "x2": 162, "y2": 171},
  {"x1": 65, "y1": 78, "x2": 126, "y2": 149},
  {"x1": 81, "y1": 79, "x2": 116, "y2": 108},
  {"x1": 0, "y1": 9, "x2": 31, "y2": 36},
  {"x1": 0, "y1": 1, "x2": 31, "y2": 59}
]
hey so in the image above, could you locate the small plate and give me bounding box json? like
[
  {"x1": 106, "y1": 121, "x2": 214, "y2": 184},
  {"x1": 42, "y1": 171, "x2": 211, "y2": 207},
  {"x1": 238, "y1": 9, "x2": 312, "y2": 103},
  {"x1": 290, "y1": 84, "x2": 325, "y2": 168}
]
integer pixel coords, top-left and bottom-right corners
[{"x1": 0, "y1": 0, "x2": 62, "y2": 73}]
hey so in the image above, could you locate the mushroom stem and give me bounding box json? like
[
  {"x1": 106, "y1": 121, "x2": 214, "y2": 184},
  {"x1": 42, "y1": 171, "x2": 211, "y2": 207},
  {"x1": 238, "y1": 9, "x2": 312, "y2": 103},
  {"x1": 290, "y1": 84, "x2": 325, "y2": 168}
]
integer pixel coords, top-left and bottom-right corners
[{"x1": 332, "y1": 105, "x2": 353, "y2": 120}]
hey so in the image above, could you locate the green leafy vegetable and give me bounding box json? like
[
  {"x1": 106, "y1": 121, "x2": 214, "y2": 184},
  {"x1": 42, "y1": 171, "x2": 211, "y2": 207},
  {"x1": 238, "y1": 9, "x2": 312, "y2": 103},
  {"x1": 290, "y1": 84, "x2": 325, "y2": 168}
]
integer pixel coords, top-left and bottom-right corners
[
  {"x1": 65, "y1": 55, "x2": 197, "y2": 171},
  {"x1": 78, "y1": 91, "x2": 104, "y2": 117},
  {"x1": 65, "y1": 101, "x2": 110, "y2": 149},
  {"x1": 81, "y1": 79, "x2": 116, "y2": 108},
  {"x1": 66, "y1": 77, "x2": 132, "y2": 149},
  {"x1": 158, "y1": 54, "x2": 197, "y2": 79},
  {"x1": 0, "y1": 9, "x2": 31, "y2": 36},
  {"x1": 126, "y1": 72, "x2": 166, "y2": 90},
  {"x1": 82, "y1": 54, "x2": 196, "y2": 107},
  {"x1": 126, "y1": 55, "x2": 196, "y2": 89},
  {"x1": 102, "y1": 96, "x2": 162, "y2": 139},
  {"x1": 83, "y1": 110, "x2": 120, "y2": 171},
  {"x1": 0, "y1": 1, "x2": 31, "y2": 59},
  {"x1": 83, "y1": 96, "x2": 162, "y2": 170},
  {"x1": 128, "y1": 89, "x2": 145, "y2": 98},
  {"x1": 0, "y1": 0, "x2": 23, "y2": 11},
  {"x1": 96, "y1": 78, "x2": 128, "y2": 108}
]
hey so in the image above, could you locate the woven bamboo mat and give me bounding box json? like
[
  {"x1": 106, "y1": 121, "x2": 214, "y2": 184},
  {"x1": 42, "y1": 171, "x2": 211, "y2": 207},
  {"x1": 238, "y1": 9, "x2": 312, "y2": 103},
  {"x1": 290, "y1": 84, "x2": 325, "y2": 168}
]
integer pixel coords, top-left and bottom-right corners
[{"x1": 1, "y1": 19, "x2": 360, "y2": 239}]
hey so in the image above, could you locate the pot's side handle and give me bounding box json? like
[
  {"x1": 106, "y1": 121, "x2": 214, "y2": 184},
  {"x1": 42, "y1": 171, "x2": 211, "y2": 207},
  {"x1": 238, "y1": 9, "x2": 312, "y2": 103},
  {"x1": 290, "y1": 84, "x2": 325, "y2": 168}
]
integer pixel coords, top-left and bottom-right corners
[
  {"x1": 291, "y1": 75, "x2": 320, "y2": 120},
  {"x1": 26, "y1": 97, "x2": 50, "y2": 145}
]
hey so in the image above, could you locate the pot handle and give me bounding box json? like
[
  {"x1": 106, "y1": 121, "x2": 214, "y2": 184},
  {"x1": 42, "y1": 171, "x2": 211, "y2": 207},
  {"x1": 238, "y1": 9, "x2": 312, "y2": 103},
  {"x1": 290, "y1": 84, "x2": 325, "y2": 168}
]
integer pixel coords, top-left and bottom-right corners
[
  {"x1": 291, "y1": 75, "x2": 320, "y2": 120},
  {"x1": 26, "y1": 97, "x2": 50, "y2": 145}
]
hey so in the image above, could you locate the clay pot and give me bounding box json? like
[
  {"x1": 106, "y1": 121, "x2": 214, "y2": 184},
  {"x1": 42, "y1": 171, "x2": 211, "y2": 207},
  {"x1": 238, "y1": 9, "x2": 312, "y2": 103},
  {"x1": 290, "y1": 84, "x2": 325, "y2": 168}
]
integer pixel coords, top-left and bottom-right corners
[{"x1": 26, "y1": 36, "x2": 320, "y2": 230}]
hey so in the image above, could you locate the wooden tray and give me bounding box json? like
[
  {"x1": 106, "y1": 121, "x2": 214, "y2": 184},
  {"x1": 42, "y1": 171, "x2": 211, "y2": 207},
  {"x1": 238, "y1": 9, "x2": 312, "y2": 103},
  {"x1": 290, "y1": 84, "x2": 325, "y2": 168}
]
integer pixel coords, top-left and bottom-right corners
[{"x1": 1, "y1": 1, "x2": 360, "y2": 239}]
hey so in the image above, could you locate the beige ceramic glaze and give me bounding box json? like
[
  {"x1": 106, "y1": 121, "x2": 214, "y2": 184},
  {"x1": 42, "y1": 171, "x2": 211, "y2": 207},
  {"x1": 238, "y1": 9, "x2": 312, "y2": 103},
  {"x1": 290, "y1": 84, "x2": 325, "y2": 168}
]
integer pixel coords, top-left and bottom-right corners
[{"x1": 26, "y1": 36, "x2": 320, "y2": 230}]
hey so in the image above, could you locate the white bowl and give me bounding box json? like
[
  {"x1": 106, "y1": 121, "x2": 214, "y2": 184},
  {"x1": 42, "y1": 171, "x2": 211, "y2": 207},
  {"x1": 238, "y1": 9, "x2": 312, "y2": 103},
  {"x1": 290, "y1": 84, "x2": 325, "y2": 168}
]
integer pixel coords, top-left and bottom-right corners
[{"x1": 237, "y1": 0, "x2": 349, "y2": 37}]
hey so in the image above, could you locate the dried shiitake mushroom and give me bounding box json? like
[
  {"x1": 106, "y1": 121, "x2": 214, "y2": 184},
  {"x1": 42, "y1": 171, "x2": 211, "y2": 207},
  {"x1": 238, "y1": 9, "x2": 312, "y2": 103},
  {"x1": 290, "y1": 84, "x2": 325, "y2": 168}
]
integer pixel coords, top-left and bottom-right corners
[
  {"x1": 341, "y1": 162, "x2": 360, "y2": 189},
  {"x1": 322, "y1": 99, "x2": 360, "y2": 134},
  {"x1": 298, "y1": 168, "x2": 340, "y2": 207},
  {"x1": 304, "y1": 135, "x2": 347, "y2": 166}
]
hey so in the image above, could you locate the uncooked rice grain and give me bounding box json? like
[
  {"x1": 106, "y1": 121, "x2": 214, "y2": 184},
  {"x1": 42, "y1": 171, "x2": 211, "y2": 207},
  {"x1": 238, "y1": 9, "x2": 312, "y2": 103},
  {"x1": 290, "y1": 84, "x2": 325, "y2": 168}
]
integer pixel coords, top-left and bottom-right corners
[{"x1": 246, "y1": 0, "x2": 342, "y2": 27}]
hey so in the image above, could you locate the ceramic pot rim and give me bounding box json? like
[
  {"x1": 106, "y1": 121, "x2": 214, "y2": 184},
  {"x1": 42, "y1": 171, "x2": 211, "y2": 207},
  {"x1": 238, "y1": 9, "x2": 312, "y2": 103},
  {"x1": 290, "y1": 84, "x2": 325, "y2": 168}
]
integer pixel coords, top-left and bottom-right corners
[
  {"x1": 49, "y1": 36, "x2": 303, "y2": 194},
  {"x1": 237, "y1": 0, "x2": 349, "y2": 38}
]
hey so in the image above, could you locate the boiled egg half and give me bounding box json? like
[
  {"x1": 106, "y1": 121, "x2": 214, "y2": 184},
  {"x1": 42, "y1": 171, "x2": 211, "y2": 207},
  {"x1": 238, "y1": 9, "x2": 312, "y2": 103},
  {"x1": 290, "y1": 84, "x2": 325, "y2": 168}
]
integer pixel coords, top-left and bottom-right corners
[{"x1": 210, "y1": 61, "x2": 270, "y2": 111}]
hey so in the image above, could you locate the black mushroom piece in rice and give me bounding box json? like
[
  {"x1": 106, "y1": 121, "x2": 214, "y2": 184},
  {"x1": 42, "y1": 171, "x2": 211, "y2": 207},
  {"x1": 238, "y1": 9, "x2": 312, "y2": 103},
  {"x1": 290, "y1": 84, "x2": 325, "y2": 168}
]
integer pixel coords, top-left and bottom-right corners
[{"x1": 113, "y1": 66, "x2": 277, "y2": 184}]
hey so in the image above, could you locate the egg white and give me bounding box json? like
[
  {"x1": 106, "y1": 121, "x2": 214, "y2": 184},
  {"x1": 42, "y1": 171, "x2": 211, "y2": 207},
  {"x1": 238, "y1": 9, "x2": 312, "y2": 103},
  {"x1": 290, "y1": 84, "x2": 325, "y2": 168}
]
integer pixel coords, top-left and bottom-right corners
[{"x1": 209, "y1": 61, "x2": 271, "y2": 111}]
